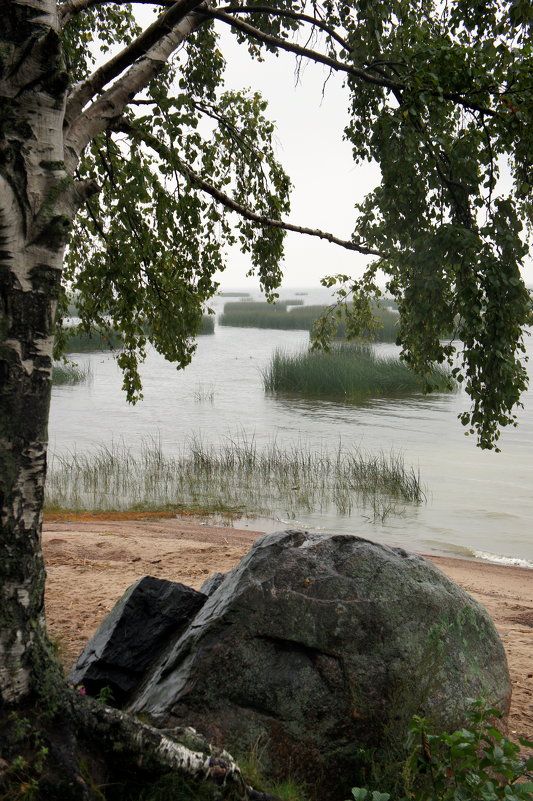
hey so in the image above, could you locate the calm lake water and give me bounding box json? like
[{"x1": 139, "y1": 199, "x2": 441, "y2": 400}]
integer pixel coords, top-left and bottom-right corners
[{"x1": 48, "y1": 288, "x2": 533, "y2": 567}]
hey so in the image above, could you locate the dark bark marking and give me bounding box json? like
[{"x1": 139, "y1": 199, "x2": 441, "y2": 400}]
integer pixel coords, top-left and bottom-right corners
[{"x1": 30, "y1": 263, "x2": 62, "y2": 298}]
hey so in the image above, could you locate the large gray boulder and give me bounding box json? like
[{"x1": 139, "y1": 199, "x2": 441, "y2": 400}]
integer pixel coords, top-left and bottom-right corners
[
  {"x1": 130, "y1": 531, "x2": 511, "y2": 800},
  {"x1": 70, "y1": 575, "x2": 207, "y2": 704}
]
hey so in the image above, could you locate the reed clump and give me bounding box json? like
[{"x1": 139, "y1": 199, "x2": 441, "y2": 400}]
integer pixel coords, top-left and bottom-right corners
[
  {"x1": 62, "y1": 315, "x2": 214, "y2": 353},
  {"x1": 45, "y1": 436, "x2": 425, "y2": 523},
  {"x1": 62, "y1": 329, "x2": 123, "y2": 353},
  {"x1": 198, "y1": 314, "x2": 215, "y2": 334},
  {"x1": 219, "y1": 303, "x2": 326, "y2": 330},
  {"x1": 52, "y1": 362, "x2": 92, "y2": 385},
  {"x1": 219, "y1": 302, "x2": 399, "y2": 341},
  {"x1": 262, "y1": 343, "x2": 455, "y2": 399}
]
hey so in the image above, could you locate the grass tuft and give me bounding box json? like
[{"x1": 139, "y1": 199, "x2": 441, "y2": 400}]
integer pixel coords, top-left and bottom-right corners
[
  {"x1": 262, "y1": 343, "x2": 455, "y2": 399},
  {"x1": 52, "y1": 362, "x2": 92, "y2": 385},
  {"x1": 45, "y1": 436, "x2": 425, "y2": 523}
]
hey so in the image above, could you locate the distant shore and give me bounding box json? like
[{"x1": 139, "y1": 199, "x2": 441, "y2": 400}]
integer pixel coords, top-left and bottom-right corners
[{"x1": 43, "y1": 515, "x2": 533, "y2": 747}]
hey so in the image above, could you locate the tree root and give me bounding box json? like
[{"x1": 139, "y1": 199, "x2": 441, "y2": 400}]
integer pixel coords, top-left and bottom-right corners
[
  {"x1": 82, "y1": 701, "x2": 250, "y2": 799},
  {"x1": 0, "y1": 690, "x2": 282, "y2": 800}
]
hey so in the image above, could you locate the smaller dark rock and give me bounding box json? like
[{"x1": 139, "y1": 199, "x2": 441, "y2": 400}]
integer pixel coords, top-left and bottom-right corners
[
  {"x1": 69, "y1": 575, "x2": 206, "y2": 704},
  {"x1": 200, "y1": 572, "x2": 226, "y2": 596}
]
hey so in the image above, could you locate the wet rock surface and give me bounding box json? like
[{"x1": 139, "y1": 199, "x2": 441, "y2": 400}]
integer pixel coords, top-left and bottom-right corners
[
  {"x1": 69, "y1": 575, "x2": 206, "y2": 703},
  {"x1": 128, "y1": 531, "x2": 511, "y2": 799}
]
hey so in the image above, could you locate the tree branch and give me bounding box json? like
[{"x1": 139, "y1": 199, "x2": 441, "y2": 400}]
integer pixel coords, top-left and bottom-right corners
[
  {"x1": 65, "y1": 0, "x2": 205, "y2": 129},
  {"x1": 74, "y1": 699, "x2": 282, "y2": 801},
  {"x1": 207, "y1": 8, "x2": 402, "y2": 92},
  {"x1": 206, "y1": 8, "x2": 501, "y2": 118},
  {"x1": 61, "y1": 0, "x2": 501, "y2": 126},
  {"x1": 217, "y1": 4, "x2": 351, "y2": 52},
  {"x1": 112, "y1": 119, "x2": 384, "y2": 257},
  {"x1": 60, "y1": 0, "x2": 169, "y2": 26},
  {"x1": 65, "y1": 4, "x2": 205, "y2": 166}
]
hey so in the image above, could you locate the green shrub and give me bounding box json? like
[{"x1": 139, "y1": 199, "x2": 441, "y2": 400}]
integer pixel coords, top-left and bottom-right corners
[
  {"x1": 263, "y1": 343, "x2": 454, "y2": 399},
  {"x1": 348, "y1": 702, "x2": 533, "y2": 801}
]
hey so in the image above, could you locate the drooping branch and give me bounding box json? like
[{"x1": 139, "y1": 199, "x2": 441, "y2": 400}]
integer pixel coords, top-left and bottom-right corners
[
  {"x1": 112, "y1": 118, "x2": 384, "y2": 257},
  {"x1": 65, "y1": 0, "x2": 206, "y2": 129},
  {"x1": 208, "y1": 8, "x2": 402, "y2": 91}
]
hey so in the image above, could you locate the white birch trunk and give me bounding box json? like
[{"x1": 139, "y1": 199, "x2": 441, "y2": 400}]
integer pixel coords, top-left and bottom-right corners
[
  {"x1": 0, "y1": 0, "x2": 204, "y2": 711},
  {"x1": 0, "y1": 0, "x2": 74, "y2": 705}
]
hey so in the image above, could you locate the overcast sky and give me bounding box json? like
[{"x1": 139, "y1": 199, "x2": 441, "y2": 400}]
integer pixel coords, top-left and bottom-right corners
[
  {"x1": 215, "y1": 29, "x2": 380, "y2": 290},
  {"x1": 128, "y1": 11, "x2": 531, "y2": 292},
  {"x1": 214, "y1": 26, "x2": 532, "y2": 292}
]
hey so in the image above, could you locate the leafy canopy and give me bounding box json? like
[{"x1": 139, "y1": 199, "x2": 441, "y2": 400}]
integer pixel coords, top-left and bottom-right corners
[{"x1": 57, "y1": 0, "x2": 532, "y2": 448}]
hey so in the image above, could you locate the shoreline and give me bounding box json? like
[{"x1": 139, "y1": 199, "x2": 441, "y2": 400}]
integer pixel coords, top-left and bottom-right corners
[
  {"x1": 43, "y1": 509, "x2": 533, "y2": 570},
  {"x1": 42, "y1": 516, "x2": 533, "y2": 746}
]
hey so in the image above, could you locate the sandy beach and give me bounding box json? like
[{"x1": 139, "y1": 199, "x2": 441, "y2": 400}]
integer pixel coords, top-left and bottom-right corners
[{"x1": 43, "y1": 514, "x2": 532, "y2": 746}]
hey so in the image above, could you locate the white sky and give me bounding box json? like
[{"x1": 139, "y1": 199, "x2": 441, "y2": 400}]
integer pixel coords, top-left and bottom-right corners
[
  {"x1": 213, "y1": 26, "x2": 532, "y2": 291},
  {"x1": 216, "y1": 30, "x2": 380, "y2": 289}
]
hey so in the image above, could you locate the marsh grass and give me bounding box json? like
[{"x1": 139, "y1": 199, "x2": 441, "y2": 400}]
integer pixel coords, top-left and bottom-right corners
[
  {"x1": 62, "y1": 316, "x2": 214, "y2": 353},
  {"x1": 52, "y1": 362, "x2": 92, "y2": 385},
  {"x1": 198, "y1": 314, "x2": 215, "y2": 334},
  {"x1": 45, "y1": 436, "x2": 425, "y2": 523},
  {"x1": 333, "y1": 307, "x2": 399, "y2": 343},
  {"x1": 63, "y1": 329, "x2": 123, "y2": 353},
  {"x1": 219, "y1": 303, "x2": 399, "y2": 341},
  {"x1": 193, "y1": 384, "x2": 215, "y2": 403},
  {"x1": 220, "y1": 303, "x2": 324, "y2": 330},
  {"x1": 263, "y1": 343, "x2": 455, "y2": 399},
  {"x1": 223, "y1": 300, "x2": 304, "y2": 311}
]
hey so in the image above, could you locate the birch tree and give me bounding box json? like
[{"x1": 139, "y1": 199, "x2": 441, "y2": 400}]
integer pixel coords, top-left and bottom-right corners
[{"x1": 0, "y1": 0, "x2": 531, "y2": 796}]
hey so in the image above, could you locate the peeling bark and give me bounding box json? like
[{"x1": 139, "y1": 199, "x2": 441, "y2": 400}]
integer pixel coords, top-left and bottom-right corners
[{"x1": 0, "y1": 0, "x2": 73, "y2": 707}]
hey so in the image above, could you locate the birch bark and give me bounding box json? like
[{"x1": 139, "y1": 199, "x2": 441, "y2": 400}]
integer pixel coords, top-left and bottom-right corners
[
  {"x1": 0, "y1": 0, "x2": 75, "y2": 705},
  {"x1": 0, "y1": 0, "x2": 203, "y2": 708}
]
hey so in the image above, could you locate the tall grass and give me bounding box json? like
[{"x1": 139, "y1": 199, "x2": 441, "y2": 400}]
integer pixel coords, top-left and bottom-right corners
[
  {"x1": 62, "y1": 315, "x2": 214, "y2": 353},
  {"x1": 52, "y1": 362, "x2": 92, "y2": 385},
  {"x1": 198, "y1": 314, "x2": 215, "y2": 334},
  {"x1": 263, "y1": 343, "x2": 455, "y2": 399},
  {"x1": 63, "y1": 329, "x2": 123, "y2": 353},
  {"x1": 219, "y1": 303, "x2": 399, "y2": 341},
  {"x1": 220, "y1": 303, "x2": 325, "y2": 330},
  {"x1": 45, "y1": 436, "x2": 425, "y2": 522}
]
